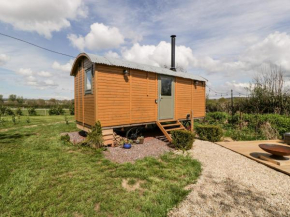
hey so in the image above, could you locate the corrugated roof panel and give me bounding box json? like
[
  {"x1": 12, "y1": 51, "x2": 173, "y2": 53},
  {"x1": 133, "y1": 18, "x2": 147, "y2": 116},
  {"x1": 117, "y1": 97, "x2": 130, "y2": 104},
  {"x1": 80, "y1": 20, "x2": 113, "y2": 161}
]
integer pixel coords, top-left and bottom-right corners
[{"x1": 86, "y1": 53, "x2": 207, "y2": 82}]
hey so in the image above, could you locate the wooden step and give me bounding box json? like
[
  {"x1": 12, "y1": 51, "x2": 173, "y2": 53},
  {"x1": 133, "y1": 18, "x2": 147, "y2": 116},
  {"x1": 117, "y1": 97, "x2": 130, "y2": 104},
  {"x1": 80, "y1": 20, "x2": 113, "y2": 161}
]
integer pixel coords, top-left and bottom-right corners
[
  {"x1": 162, "y1": 123, "x2": 181, "y2": 127},
  {"x1": 159, "y1": 119, "x2": 177, "y2": 123},
  {"x1": 102, "y1": 128, "x2": 114, "y2": 146},
  {"x1": 156, "y1": 120, "x2": 187, "y2": 142},
  {"x1": 165, "y1": 127, "x2": 185, "y2": 132}
]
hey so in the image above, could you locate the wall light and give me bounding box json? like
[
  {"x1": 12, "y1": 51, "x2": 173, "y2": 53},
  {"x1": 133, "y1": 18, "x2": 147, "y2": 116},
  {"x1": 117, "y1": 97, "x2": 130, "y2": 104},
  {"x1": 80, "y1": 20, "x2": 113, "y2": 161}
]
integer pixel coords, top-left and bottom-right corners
[
  {"x1": 123, "y1": 69, "x2": 129, "y2": 76},
  {"x1": 194, "y1": 81, "x2": 199, "y2": 86}
]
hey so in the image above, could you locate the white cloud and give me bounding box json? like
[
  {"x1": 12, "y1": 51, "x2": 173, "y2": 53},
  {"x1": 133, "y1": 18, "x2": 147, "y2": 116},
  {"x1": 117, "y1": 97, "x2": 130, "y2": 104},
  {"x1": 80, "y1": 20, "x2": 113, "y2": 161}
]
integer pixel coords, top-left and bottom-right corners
[
  {"x1": 122, "y1": 41, "x2": 196, "y2": 69},
  {"x1": 68, "y1": 22, "x2": 125, "y2": 51},
  {"x1": 37, "y1": 71, "x2": 52, "y2": 77},
  {"x1": 0, "y1": 54, "x2": 10, "y2": 65},
  {"x1": 52, "y1": 59, "x2": 73, "y2": 72},
  {"x1": 15, "y1": 68, "x2": 58, "y2": 89},
  {"x1": 26, "y1": 75, "x2": 37, "y2": 82},
  {"x1": 0, "y1": 0, "x2": 87, "y2": 38},
  {"x1": 241, "y1": 32, "x2": 290, "y2": 71},
  {"x1": 105, "y1": 51, "x2": 120, "y2": 59},
  {"x1": 193, "y1": 32, "x2": 290, "y2": 75},
  {"x1": 17, "y1": 68, "x2": 33, "y2": 76},
  {"x1": 44, "y1": 79, "x2": 57, "y2": 86}
]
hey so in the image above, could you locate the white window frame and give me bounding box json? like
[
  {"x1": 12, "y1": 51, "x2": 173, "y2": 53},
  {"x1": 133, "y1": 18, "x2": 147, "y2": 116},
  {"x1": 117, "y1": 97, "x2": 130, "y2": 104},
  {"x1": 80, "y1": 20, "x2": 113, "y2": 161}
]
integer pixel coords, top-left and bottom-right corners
[{"x1": 85, "y1": 67, "x2": 93, "y2": 94}]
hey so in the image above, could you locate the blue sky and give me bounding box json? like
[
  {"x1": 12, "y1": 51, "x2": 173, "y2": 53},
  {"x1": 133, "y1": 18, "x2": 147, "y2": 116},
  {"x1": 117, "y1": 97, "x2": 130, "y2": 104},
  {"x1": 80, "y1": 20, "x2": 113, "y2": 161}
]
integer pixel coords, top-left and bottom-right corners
[{"x1": 1, "y1": 0, "x2": 290, "y2": 99}]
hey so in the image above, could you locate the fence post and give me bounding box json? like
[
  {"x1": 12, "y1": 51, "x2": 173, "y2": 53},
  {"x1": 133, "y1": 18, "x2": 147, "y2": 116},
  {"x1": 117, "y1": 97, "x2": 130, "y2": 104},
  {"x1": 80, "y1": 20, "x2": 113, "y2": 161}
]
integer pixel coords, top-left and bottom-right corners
[{"x1": 231, "y1": 89, "x2": 234, "y2": 126}]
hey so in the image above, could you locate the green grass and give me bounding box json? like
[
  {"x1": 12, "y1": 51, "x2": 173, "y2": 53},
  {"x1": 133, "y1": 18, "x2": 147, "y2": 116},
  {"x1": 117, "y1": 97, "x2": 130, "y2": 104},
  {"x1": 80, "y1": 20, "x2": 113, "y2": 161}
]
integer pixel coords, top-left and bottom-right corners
[
  {"x1": 0, "y1": 115, "x2": 74, "y2": 130},
  {"x1": 0, "y1": 117, "x2": 201, "y2": 216}
]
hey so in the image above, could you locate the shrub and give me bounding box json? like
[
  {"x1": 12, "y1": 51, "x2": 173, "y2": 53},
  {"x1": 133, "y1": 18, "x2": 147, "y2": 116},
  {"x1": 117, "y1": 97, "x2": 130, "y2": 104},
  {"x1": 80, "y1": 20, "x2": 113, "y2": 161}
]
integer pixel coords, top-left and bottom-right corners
[
  {"x1": 171, "y1": 130, "x2": 195, "y2": 150},
  {"x1": 206, "y1": 112, "x2": 229, "y2": 124},
  {"x1": 0, "y1": 106, "x2": 7, "y2": 115},
  {"x1": 64, "y1": 115, "x2": 69, "y2": 125},
  {"x1": 15, "y1": 107, "x2": 23, "y2": 116},
  {"x1": 5, "y1": 107, "x2": 14, "y2": 116},
  {"x1": 85, "y1": 121, "x2": 104, "y2": 149},
  {"x1": 11, "y1": 114, "x2": 16, "y2": 125},
  {"x1": 60, "y1": 134, "x2": 70, "y2": 142},
  {"x1": 28, "y1": 107, "x2": 37, "y2": 116},
  {"x1": 195, "y1": 125, "x2": 223, "y2": 142},
  {"x1": 49, "y1": 106, "x2": 64, "y2": 115},
  {"x1": 69, "y1": 105, "x2": 74, "y2": 115},
  {"x1": 26, "y1": 116, "x2": 30, "y2": 123}
]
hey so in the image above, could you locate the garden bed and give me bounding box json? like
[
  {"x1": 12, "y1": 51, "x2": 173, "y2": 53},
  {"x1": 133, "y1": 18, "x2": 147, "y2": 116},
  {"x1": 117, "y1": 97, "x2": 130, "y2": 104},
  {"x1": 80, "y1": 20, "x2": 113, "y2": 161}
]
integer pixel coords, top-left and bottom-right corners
[{"x1": 103, "y1": 137, "x2": 172, "y2": 163}]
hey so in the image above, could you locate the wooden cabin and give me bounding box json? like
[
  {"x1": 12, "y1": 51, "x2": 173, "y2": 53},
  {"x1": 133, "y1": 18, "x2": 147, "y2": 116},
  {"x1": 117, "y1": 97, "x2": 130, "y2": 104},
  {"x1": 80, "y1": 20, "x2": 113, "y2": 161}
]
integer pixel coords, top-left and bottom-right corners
[{"x1": 70, "y1": 52, "x2": 206, "y2": 144}]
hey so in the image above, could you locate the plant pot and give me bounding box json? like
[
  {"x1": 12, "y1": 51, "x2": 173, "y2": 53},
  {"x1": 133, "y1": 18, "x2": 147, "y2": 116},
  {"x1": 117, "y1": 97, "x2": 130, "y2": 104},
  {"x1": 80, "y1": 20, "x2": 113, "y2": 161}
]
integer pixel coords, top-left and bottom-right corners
[
  {"x1": 138, "y1": 137, "x2": 144, "y2": 144},
  {"x1": 123, "y1": 143, "x2": 131, "y2": 149}
]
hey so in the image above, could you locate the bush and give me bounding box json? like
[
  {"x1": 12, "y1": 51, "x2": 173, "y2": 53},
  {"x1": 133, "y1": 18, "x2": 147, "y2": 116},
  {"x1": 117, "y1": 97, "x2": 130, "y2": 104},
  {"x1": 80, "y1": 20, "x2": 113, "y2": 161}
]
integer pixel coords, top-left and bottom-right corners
[
  {"x1": 206, "y1": 112, "x2": 229, "y2": 124},
  {"x1": 85, "y1": 121, "x2": 104, "y2": 149},
  {"x1": 15, "y1": 107, "x2": 23, "y2": 116},
  {"x1": 5, "y1": 107, "x2": 14, "y2": 116},
  {"x1": 0, "y1": 106, "x2": 6, "y2": 115},
  {"x1": 196, "y1": 125, "x2": 223, "y2": 142},
  {"x1": 60, "y1": 134, "x2": 70, "y2": 142},
  {"x1": 69, "y1": 104, "x2": 74, "y2": 115},
  {"x1": 49, "y1": 106, "x2": 64, "y2": 115},
  {"x1": 171, "y1": 130, "x2": 195, "y2": 150},
  {"x1": 28, "y1": 107, "x2": 37, "y2": 116}
]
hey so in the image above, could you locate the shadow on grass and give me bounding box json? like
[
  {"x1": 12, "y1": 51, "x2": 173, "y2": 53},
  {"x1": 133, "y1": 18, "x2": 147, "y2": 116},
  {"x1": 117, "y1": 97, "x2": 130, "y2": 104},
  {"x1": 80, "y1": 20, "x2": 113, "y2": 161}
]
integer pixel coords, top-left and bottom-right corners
[{"x1": 0, "y1": 133, "x2": 36, "y2": 143}]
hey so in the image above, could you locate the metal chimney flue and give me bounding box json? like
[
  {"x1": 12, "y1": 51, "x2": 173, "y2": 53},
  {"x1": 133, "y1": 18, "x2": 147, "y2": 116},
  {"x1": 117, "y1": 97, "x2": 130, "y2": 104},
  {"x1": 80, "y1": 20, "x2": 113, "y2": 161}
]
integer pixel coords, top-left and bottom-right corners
[{"x1": 170, "y1": 35, "x2": 176, "y2": 71}]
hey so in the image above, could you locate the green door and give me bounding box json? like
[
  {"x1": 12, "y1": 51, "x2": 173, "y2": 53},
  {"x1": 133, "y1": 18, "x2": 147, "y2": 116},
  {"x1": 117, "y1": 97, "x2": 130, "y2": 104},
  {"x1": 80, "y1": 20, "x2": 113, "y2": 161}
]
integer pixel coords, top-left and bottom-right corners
[{"x1": 158, "y1": 75, "x2": 175, "y2": 120}]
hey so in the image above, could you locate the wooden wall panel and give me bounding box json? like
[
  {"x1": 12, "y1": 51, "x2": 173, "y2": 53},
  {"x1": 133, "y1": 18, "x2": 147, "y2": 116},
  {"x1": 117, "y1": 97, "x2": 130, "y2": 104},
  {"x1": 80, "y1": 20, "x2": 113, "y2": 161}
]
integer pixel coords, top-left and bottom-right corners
[
  {"x1": 96, "y1": 65, "x2": 131, "y2": 127},
  {"x1": 175, "y1": 77, "x2": 192, "y2": 119},
  {"x1": 83, "y1": 58, "x2": 95, "y2": 126},
  {"x1": 131, "y1": 70, "x2": 157, "y2": 123},
  {"x1": 192, "y1": 82, "x2": 206, "y2": 117},
  {"x1": 73, "y1": 57, "x2": 95, "y2": 126},
  {"x1": 96, "y1": 66, "x2": 158, "y2": 127},
  {"x1": 175, "y1": 77, "x2": 206, "y2": 119}
]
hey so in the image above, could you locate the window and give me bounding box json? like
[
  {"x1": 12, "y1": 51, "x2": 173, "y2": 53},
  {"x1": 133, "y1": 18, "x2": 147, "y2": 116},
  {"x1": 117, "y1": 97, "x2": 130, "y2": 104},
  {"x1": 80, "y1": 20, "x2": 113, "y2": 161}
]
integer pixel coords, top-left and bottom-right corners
[
  {"x1": 161, "y1": 77, "x2": 172, "y2": 96},
  {"x1": 85, "y1": 68, "x2": 92, "y2": 94}
]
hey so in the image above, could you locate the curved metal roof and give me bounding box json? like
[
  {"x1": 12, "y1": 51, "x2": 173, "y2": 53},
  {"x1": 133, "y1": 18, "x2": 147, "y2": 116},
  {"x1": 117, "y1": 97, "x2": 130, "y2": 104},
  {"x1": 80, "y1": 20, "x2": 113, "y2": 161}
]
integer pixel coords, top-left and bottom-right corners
[{"x1": 71, "y1": 53, "x2": 207, "y2": 82}]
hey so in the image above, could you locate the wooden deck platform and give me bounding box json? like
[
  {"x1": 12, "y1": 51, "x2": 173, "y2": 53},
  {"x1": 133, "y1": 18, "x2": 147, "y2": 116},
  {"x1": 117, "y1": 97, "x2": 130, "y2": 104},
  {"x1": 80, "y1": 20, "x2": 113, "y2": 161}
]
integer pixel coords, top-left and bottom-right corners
[{"x1": 216, "y1": 140, "x2": 290, "y2": 176}]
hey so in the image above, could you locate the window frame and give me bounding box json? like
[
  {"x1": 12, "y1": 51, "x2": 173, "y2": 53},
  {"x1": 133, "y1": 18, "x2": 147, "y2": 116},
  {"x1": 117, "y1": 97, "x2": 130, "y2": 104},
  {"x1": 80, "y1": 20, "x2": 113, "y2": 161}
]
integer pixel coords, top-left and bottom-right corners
[{"x1": 84, "y1": 67, "x2": 93, "y2": 95}]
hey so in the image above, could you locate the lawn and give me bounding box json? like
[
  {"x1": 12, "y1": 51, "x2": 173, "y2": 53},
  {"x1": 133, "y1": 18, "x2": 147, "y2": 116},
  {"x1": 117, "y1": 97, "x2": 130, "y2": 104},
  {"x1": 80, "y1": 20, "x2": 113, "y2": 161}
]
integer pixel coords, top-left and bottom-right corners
[{"x1": 0, "y1": 116, "x2": 201, "y2": 216}]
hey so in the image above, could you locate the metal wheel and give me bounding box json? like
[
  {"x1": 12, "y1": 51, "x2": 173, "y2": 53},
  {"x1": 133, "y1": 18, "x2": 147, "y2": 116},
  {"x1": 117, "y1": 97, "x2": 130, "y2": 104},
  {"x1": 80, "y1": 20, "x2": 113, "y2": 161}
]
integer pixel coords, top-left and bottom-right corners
[{"x1": 126, "y1": 127, "x2": 143, "y2": 140}]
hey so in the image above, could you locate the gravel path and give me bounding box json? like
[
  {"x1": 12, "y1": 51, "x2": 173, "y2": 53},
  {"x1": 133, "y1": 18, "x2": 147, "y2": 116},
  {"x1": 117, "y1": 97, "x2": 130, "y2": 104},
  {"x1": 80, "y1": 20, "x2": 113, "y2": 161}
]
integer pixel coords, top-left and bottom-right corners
[
  {"x1": 104, "y1": 137, "x2": 171, "y2": 163},
  {"x1": 169, "y1": 140, "x2": 290, "y2": 217}
]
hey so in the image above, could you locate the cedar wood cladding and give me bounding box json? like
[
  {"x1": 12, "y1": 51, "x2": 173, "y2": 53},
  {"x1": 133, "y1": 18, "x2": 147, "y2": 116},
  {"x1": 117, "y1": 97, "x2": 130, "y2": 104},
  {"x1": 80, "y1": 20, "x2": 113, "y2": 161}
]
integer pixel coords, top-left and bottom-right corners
[
  {"x1": 74, "y1": 57, "x2": 95, "y2": 127},
  {"x1": 74, "y1": 56, "x2": 205, "y2": 128}
]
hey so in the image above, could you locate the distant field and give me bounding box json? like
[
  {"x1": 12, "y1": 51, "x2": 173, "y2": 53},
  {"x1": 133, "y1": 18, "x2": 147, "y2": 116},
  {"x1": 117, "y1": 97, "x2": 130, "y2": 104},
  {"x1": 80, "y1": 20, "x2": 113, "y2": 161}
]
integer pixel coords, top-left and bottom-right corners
[
  {"x1": 10, "y1": 108, "x2": 70, "y2": 116},
  {"x1": 0, "y1": 115, "x2": 75, "y2": 130}
]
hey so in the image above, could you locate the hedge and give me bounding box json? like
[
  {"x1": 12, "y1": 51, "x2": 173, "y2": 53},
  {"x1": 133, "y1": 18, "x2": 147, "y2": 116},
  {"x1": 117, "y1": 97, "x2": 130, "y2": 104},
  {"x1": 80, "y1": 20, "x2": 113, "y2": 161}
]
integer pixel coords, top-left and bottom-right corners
[
  {"x1": 195, "y1": 125, "x2": 223, "y2": 142},
  {"x1": 171, "y1": 130, "x2": 195, "y2": 150}
]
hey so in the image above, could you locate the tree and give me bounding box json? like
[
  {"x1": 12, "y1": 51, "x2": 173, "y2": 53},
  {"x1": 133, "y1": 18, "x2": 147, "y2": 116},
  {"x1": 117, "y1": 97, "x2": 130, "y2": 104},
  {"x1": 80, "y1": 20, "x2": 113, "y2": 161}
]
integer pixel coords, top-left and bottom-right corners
[
  {"x1": 0, "y1": 95, "x2": 3, "y2": 104},
  {"x1": 242, "y1": 64, "x2": 290, "y2": 114},
  {"x1": 36, "y1": 99, "x2": 45, "y2": 106},
  {"x1": 16, "y1": 96, "x2": 24, "y2": 104},
  {"x1": 49, "y1": 98, "x2": 57, "y2": 105},
  {"x1": 9, "y1": 94, "x2": 17, "y2": 102}
]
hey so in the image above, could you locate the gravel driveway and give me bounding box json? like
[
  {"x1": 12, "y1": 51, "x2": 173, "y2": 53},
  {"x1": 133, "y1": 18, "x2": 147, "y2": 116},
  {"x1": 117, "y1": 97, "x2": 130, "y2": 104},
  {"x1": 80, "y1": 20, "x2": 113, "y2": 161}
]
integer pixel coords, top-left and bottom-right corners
[{"x1": 169, "y1": 140, "x2": 290, "y2": 217}]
